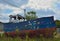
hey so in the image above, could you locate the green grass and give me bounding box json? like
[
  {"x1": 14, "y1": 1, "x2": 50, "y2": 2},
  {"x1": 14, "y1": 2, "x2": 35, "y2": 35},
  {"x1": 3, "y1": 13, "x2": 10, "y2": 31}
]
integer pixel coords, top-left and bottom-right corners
[{"x1": 0, "y1": 36, "x2": 60, "y2": 41}]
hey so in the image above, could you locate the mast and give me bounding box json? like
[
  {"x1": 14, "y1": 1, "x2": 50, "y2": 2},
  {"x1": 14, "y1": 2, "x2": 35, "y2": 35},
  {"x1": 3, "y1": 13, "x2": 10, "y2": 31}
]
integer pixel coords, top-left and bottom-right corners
[{"x1": 24, "y1": 9, "x2": 26, "y2": 18}]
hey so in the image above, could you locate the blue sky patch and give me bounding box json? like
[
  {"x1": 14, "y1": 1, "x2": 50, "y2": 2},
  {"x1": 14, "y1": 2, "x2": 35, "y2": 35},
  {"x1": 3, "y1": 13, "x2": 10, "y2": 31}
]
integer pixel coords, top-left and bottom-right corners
[{"x1": 1, "y1": 9, "x2": 13, "y2": 14}]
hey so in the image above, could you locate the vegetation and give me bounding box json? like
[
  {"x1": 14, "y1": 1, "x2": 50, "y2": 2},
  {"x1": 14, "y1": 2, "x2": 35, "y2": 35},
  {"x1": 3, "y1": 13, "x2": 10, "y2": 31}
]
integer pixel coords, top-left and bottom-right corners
[
  {"x1": 55, "y1": 20, "x2": 60, "y2": 28},
  {"x1": 0, "y1": 34, "x2": 60, "y2": 41},
  {"x1": 0, "y1": 28, "x2": 58, "y2": 41},
  {"x1": 25, "y1": 11, "x2": 38, "y2": 20}
]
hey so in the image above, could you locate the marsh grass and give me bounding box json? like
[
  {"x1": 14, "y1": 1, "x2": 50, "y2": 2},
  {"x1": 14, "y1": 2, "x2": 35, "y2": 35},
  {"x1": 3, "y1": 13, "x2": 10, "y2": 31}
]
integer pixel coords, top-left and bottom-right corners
[
  {"x1": 0, "y1": 31, "x2": 59, "y2": 41},
  {"x1": 0, "y1": 35, "x2": 60, "y2": 41}
]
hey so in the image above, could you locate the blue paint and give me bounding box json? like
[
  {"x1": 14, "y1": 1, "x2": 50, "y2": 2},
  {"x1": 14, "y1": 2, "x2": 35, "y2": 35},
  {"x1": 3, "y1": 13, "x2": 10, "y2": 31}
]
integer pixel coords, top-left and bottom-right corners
[{"x1": 3, "y1": 16, "x2": 56, "y2": 32}]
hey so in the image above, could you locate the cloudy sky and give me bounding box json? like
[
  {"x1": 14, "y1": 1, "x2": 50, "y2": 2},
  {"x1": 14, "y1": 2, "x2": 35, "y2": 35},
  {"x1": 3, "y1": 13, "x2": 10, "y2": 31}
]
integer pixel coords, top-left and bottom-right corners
[{"x1": 0, "y1": 0, "x2": 60, "y2": 22}]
